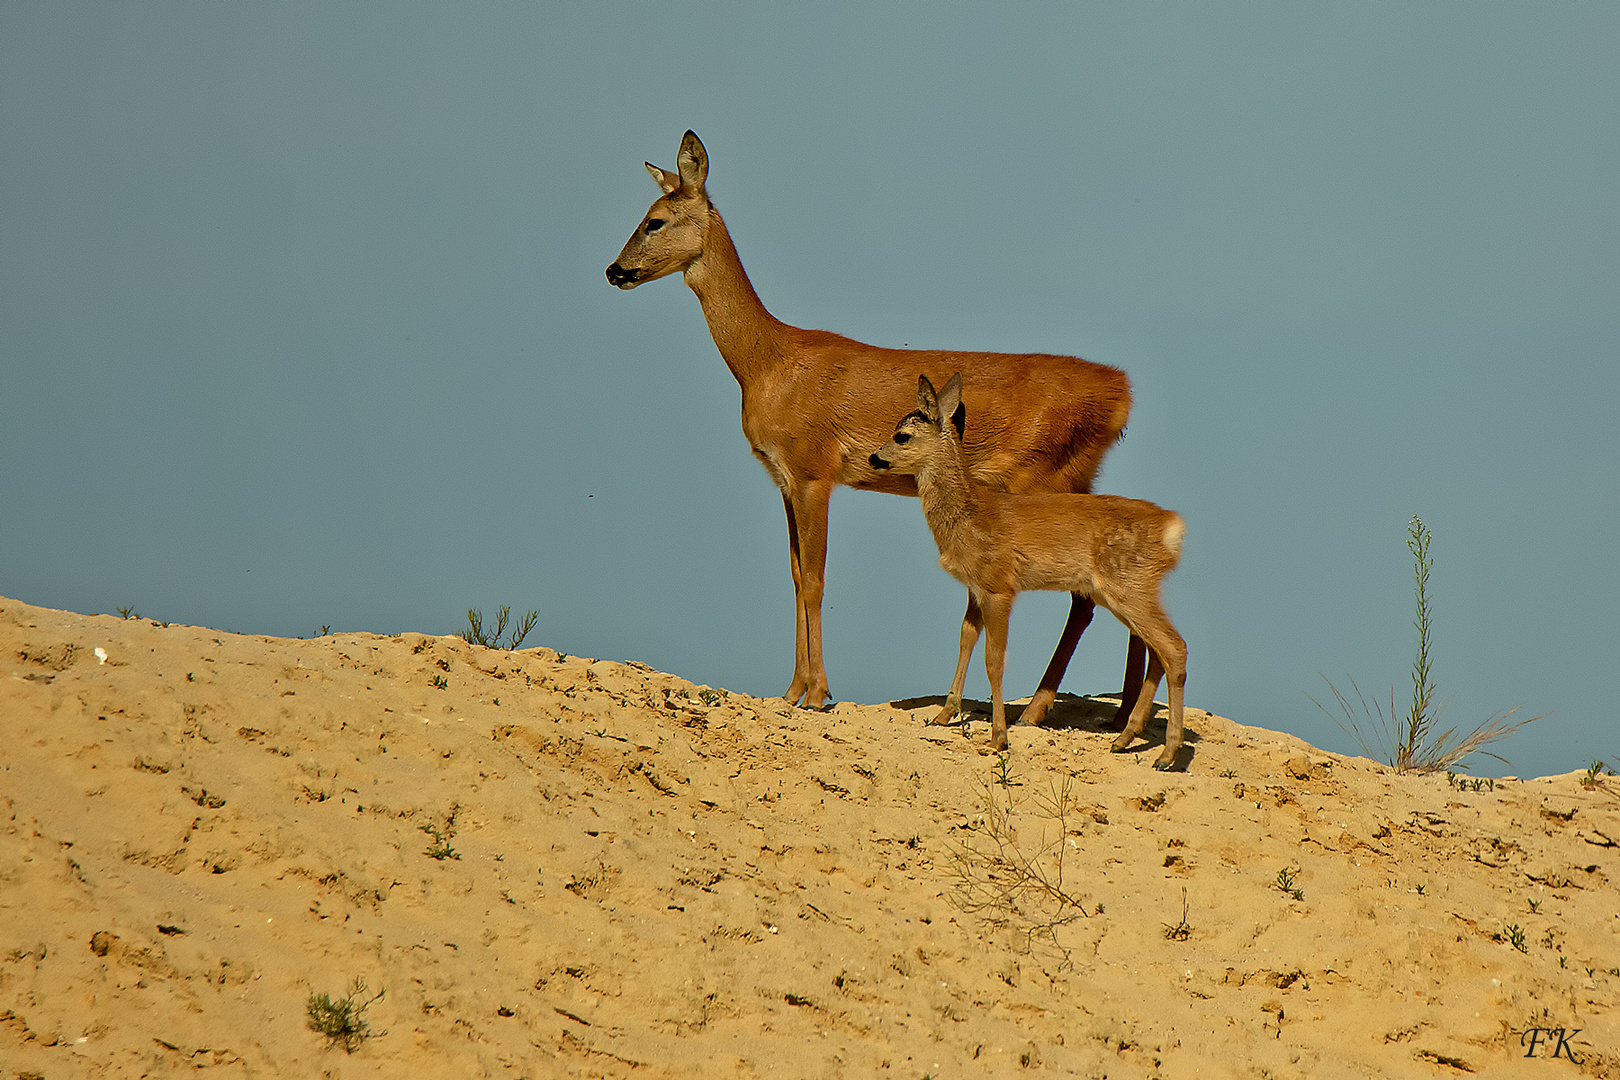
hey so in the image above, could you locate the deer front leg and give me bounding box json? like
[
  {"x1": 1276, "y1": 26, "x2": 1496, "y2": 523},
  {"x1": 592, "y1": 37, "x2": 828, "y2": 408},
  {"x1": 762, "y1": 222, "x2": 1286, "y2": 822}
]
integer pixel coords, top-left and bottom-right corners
[
  {"x1": 1020, "y1": 593, "x2": 1094, "y2": 727},
  {"x1": 781, "y1": 480, "x2": 834, "y2": 708},
  {"x1": 980, "y1": 592, "x2": 1014, "y2": 752},
  {"x1": 933, "y1": 593, "x2": 983, "y2": 725},
  {"x1": 781, "y1": 492, "x2": 810, "y2": 704}
]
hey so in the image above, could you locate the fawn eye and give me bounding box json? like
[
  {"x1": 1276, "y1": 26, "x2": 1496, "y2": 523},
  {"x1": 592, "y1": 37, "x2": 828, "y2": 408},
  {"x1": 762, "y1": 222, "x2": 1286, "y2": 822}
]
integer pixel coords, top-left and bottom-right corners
[
  {"x1": 645, "y1": 218, "x2": 666, "y2": 232},
  {"x1": 892, "y1": 431, "x2": 911, "y2": 444}
]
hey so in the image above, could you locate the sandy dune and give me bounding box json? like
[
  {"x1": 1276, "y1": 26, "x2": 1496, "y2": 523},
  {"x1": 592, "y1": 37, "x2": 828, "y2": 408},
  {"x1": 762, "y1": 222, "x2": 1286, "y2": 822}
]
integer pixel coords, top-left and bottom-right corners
[{"x1": 2, "y1": 595, "x2": 1614, "y2": 1077}]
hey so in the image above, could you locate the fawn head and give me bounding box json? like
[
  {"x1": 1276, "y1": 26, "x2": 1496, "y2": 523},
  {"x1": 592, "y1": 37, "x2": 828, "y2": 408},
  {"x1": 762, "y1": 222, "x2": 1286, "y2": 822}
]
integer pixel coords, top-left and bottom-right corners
[
  {"x1": 606, "y1": 130, "x2": 712, "y2": 289},
  {"x1": 869, "y1": 373, "x2": 965, "y2": 474}
]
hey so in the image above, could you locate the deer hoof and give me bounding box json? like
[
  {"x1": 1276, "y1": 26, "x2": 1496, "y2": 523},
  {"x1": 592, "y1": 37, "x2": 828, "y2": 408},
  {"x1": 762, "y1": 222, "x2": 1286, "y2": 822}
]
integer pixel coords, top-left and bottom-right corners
[{"x1": 1021, "y1": 699, "x2": 1051, "y2": 728}]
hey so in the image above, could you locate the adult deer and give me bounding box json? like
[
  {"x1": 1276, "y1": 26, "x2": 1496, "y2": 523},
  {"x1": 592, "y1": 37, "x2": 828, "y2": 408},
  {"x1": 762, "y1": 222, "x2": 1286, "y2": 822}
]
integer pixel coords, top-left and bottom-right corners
[
  {"x1": 871, "y1": 374, "x2": 1188, "y2": 765},
  {"x1": 606, "y1": 130, "x2": 1145, "y2": 722}
]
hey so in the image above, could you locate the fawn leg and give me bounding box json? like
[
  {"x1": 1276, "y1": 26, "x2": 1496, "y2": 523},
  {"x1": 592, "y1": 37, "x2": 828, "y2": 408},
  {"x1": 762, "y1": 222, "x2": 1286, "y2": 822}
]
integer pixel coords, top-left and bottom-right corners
[
  {"x1": 1112, "y1": 649, "x2": 1165, "y2": 754},
  {"x1": 1020, "y1": 593, "x2": 1094, "y2": 727},
  {"x1": 980, "y1": 593, "x2": 1014, "y2": 752},
  {"x1": 933, "y1": 593, "x2": 983, "y2": 725},
  {"x1": 1145, "y1": 628, "x2": 1188, "y2": 770},
  {"x1": 1108, "y1": 634, "x2": 1148, "y2": 729}
]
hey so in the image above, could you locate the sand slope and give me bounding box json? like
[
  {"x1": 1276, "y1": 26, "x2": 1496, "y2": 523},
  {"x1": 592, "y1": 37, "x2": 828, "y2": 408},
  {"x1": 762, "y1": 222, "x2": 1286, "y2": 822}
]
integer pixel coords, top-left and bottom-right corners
[{"x1": 1, "y1": 595, "x2": 1614, "y2": 1078}]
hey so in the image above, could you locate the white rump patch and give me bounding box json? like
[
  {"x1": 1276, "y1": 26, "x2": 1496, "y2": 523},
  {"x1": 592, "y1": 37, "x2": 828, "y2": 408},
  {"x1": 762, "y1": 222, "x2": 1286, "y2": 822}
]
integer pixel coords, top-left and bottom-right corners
[{"x1": 1163, "y1": 515, "x2": 1187, "y2": 557}]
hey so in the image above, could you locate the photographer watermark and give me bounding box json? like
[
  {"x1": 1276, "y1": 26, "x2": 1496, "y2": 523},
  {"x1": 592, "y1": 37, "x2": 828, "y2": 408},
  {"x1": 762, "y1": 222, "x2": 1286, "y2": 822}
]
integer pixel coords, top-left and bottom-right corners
[{"x1": 1522, "y1": 1027, "x2": 1585, "y2": 1063}]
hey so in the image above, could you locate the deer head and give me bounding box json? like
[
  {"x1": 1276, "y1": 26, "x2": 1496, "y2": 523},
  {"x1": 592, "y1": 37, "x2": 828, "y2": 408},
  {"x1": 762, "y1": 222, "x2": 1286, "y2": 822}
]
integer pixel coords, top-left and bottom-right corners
[{"x1": 605, "y1": 130, "x2": 712, "y2": 289}]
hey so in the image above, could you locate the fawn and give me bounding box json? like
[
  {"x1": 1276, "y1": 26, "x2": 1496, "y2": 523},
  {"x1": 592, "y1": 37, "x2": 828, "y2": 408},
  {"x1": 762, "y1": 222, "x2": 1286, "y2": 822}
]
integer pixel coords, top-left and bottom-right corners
[{"x1": 870, "y1": 374, "x2": 1189, "y2": 767}]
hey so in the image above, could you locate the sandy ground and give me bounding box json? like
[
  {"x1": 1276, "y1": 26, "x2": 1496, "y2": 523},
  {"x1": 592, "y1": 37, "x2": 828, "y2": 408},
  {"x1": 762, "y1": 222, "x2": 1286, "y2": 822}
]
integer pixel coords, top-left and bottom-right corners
[{"x1": 2, "y1": 595, "x2": 1615, "y2": 1078}]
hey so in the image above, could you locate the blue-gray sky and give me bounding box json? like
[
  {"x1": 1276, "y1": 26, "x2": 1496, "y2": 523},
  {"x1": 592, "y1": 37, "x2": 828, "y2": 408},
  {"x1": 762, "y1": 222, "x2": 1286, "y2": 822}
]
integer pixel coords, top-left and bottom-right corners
[{"x1": 4, "y1": 4, "x2": 1615, "y2": 779}]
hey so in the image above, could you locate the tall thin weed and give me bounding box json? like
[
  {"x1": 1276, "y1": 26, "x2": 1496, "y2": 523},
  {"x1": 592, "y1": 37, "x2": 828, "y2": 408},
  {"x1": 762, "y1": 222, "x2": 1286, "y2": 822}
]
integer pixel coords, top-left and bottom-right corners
[{"x1": 1312, "y1": 515, "x2": 1544, "y2": 773}]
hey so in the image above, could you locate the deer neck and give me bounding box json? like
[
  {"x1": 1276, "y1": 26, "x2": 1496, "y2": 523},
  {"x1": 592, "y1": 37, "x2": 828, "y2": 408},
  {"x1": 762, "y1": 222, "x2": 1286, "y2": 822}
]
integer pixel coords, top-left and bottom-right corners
[
  {"x1": 683, "y1": 206, "x2": 787, "y2": 388},
  {"x1": 914, "y1": 439, "x2": 977, "y2": 555}
]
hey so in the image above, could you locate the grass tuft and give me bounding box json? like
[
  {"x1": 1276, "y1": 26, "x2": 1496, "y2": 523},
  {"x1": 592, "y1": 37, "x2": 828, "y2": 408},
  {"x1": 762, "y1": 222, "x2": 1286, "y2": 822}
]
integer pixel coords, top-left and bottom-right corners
[
  {"x1": 307, "y1": 977, "x2": 383, "y2": 1052},
  {"x1": 460, "y1": 606, "x2": 538, "y2": 650}
]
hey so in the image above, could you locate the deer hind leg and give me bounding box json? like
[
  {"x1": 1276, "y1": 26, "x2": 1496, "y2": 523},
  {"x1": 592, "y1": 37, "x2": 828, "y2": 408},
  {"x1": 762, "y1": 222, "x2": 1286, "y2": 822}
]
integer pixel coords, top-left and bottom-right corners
[
  {"x1": 1020, "y1": 593, "x2": 1094, "y2": 728},
  {"x1": 980, "y1": 592, "x2": 1014, "y2": 752},
  {"x1": 933, "y1": 593, "x2": 983, "y2": 725},
  {"x1": 781, "y1": 480, "x2": 834, "y2": 708}
]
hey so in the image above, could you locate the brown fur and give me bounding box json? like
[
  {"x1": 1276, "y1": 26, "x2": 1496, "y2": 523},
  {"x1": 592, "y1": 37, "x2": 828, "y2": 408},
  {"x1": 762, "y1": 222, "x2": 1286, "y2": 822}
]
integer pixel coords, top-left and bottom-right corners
[
  {"x1": 607, "y1": 131, "x2": 1143, "y2": 712},
  {"x1": 872, "y1": 374, "x2": 1189, "y2": 767}
]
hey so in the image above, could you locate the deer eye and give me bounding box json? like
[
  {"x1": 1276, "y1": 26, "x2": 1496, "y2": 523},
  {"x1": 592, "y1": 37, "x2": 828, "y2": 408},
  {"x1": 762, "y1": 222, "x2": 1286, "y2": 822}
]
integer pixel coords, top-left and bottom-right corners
[
  {"x1": 892, "y1": 431, "x2": 911, "y2": 444},
  {"x1": 645, "y1": 218, "x2": 666, "y2": 232}
]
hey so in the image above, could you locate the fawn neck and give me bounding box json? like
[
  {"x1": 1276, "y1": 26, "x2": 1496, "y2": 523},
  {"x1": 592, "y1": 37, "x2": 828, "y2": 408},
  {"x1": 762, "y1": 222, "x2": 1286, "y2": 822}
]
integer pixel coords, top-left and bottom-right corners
[
  {"x1": 913, "y1": 434, "x2": 978, "y2": 555},
  {"x1": 683, "y1": 207, "x2": 788, "y2": 389}
]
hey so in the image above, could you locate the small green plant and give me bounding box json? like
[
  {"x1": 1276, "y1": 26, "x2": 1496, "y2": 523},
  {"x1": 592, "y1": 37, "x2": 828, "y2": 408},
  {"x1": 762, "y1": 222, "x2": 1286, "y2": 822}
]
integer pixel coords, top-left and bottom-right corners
[
  {"x1": 1583, "y1": 760, "x2": 1612, "y2": 790},
  {"x1": 419, "y1": 807, "x2": 462, "y2": 861},
  {"x1": 698, "y1": 688, "x2": 724, "y2": 706},
  {"x1": 460, "y1": 606, "x2": 538, "y2": 650},
  {"x1": 992, "y1": 751, "x2": 1023, "y2": 789},
  {"x1": 1275, "y1": 866, "x2": 1304, "y2": 901},
  {"x1": 1312, "y1": 516, "x2": 1544, "y2": 773},
  {"x1": 316, "y1": 625, "x2": 331, "y2": 637},
  {"x1": 307, "y1": 977, "x2": 383, "y2": 1052},
  {"x1": 116, "y1": 606, "x2": 138, "y2": 620},
  {"x1": 1528, "y1": 898, "x2": 1541, "y2": 914},
  {"x1": 1506, "y1": 924, "x2": 1527, "y2": 953},
  {"x1": 431, "y1": 674, "x2": 448, "y2": 690},
  {"x1": 1220, "y1": 768, "x2": 1237, "y2": 779},
  {"x1": 1163, "y1": 887, "x2": 1192, "y2": 941}
]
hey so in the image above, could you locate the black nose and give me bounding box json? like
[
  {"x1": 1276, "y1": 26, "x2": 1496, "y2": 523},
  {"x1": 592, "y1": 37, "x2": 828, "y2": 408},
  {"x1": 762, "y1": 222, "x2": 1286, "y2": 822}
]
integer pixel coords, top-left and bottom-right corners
[
  {"x1": 605, "y1": 263, "x2": 638, "y2": 288},
  {"x1": 869, "y1": 452, "x2": 889, "y2": 471}
]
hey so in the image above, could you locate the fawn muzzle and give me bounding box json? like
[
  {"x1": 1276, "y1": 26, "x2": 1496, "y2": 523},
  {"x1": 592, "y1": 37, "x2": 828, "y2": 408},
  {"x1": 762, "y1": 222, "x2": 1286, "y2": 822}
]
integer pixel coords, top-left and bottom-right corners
[
  {"x1": 868, "y1": 452, "x2": 890, "y2": 471},
  {"x1": 605, "y1": 262, "x2": 641, "y2": 288}
]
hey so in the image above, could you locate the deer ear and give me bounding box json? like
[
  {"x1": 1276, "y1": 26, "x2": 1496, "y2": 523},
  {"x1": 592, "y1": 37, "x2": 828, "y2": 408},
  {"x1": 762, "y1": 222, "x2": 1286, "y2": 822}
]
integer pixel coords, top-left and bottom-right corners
[
  {"x1": 938, "y1": 373, "x2": 965, "y2": 437},
  {"x1": 916, "y1": 374, "x2": 940, "y2": 421},
  {"x1": 645, "y1": 162, "x2": 678, "y2": 194},
  {"x1": 677, "y1": 131, "x2": 708, "y2": 193}
]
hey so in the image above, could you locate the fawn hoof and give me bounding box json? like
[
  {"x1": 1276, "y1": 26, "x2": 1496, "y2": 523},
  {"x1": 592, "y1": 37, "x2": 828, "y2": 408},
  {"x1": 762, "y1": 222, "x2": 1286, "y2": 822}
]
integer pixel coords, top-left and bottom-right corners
[
  {"x1": 991, "y1": 734, "x2": 1009, "y2": 752},
  {"x1": 1109, "y1": 734, "x2": 1134, "y2": 753},
  {"x1": 1020, "y1": 698, "x2": 1052, "y2": 728},
  {"x1": 1152, "y1": 754, "x2": 1177, "y2": 771},
  {"x1": 929, "y1": 699, "x2": 961, "y2": 726},
  {"x1": 789, "y1": 681, "x2": 831, "y2": 710}
]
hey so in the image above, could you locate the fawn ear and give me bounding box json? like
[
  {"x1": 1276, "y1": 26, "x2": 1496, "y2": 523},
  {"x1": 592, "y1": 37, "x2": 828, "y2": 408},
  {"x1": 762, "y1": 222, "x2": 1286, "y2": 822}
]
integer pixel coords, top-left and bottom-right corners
[
  {"x1": 937, "y1": 373, "x2": 965, "y2": 438},
  {"x1": 916, "y1": 374, "x2": 940, "y2": 422},
  {"x1": 645, "y1": 162, "x2": 678, "y2": 194},
  {"x1": 677, "y1": 131, "x2": 708, "y2": 193}
]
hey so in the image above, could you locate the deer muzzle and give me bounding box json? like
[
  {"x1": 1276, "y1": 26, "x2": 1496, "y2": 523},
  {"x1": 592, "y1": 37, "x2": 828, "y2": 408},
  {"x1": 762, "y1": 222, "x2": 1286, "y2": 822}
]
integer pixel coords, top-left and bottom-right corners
[{"x1": 605, "y1": 262, "x2": 641, "y2": 288}]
